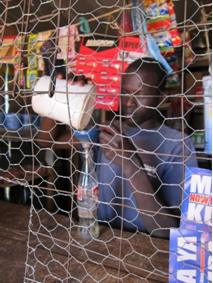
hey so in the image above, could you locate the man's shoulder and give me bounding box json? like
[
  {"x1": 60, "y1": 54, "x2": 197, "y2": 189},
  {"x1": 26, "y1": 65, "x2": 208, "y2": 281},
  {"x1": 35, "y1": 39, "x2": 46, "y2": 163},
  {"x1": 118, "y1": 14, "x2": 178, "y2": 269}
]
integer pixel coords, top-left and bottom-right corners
[
  {"x1": 159, "y1": 124, "x2": 188, "y2": 139},
  {"x1": 159, "y1": 125, "x2": 196, "y2": 151}
]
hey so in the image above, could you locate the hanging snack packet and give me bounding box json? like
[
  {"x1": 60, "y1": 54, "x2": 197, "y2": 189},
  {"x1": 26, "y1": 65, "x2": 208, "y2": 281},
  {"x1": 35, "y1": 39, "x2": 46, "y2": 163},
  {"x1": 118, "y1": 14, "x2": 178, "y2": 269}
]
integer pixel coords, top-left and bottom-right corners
[
  {"x1": 146, "y1": 14, "x2": 174, "y2": 54},
  {"x1": 117, "y1": 10, "x2": 133, "y2": 36},
  {"x1": 145, "y1": 1, "x2": 174, "y2": 54},
  {"x1": 142, "y1": 0, "x2": 182, "y2": 52},
  {"x1": 14, "y1": 36, "x2": 24, "y2": 86},
  {"x1": 57, "y1": 25, "x2": 80, "y2": 60},
  {"x1": 144, "y1": 1, "x2": 170, "y2": 19},
  {"x1": 27, "y1": 34, "x2": 38, "y2": 88},
  {"x1": 167, "y1": 1, "x2": 182, "y2": 46},
  {"x1": 134, "y1": 0, "x2": 172, "y2": 73},
  {"x1": 153, "y1": 31, "x2": 174, "y2": 53},
  {"x1": 143, "y1": 0, "x2": 158, "y2": 18},
  {"x1": 139, "y1": 2, "x2": 173, "y2": 73}
]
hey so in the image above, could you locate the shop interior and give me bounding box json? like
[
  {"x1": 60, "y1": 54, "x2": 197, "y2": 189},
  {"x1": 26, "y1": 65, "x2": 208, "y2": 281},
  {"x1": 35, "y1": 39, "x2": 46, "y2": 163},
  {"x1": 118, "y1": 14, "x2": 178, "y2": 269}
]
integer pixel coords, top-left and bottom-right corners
[{"x1": 0, "y1": 0, "x2": 212, "y2": 282}]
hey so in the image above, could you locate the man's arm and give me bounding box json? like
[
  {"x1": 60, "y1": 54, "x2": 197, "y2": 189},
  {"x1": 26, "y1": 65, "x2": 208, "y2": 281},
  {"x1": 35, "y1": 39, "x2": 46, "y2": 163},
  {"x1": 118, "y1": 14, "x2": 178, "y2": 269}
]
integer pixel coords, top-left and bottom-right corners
[
  {"x1": 99, "y1": 120, "x2": 180, "y2": 238},
  {"x1": 36, "y1": 117, "x2": 78, "y2": 149}
]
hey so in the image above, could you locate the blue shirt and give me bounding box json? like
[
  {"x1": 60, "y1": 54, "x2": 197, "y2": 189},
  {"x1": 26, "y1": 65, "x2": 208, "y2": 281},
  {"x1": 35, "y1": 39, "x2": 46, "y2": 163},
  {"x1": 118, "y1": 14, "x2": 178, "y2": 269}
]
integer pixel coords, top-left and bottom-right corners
[{"x1": 97, "y1": 124, "x2": 198, "y2": 233}]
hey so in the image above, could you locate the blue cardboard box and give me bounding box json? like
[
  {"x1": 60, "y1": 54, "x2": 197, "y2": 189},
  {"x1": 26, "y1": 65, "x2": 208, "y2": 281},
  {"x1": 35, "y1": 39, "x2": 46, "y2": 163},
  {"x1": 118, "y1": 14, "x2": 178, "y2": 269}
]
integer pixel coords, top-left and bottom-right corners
[
  {"x1": 169, "y1": 167, "x2": 212, "y2": 283},
  {"x1": 169, "y1": 228, "x2": 212, "y2": 283},
  {"x1": 180, "y1": 167, "x2": 212, "y2": 232}
]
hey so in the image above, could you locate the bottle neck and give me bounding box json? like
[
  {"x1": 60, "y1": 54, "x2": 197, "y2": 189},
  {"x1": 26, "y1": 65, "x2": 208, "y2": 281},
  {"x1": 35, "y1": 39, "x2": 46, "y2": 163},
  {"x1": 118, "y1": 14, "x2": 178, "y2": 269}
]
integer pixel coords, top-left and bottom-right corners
[{"x1": 82, "y1": 148, "x2": 94, "y2": 173}]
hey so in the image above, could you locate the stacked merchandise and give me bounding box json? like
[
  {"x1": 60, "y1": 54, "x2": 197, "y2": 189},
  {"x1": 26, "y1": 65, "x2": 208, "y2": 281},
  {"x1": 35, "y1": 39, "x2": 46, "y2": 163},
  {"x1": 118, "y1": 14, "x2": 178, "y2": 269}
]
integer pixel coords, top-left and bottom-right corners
[
  {"x1": 169, "y1": 167, "x2": 212, "y2": 283},
  {"x1": 143, "y1": 0, "x2": 182, "y2": 54},
  {"x1": 75, "y1": 1, "x2": 183, "y2": 110},
  {"x1": 142, "y1": 0, "x2": 182, "y2": 88}
]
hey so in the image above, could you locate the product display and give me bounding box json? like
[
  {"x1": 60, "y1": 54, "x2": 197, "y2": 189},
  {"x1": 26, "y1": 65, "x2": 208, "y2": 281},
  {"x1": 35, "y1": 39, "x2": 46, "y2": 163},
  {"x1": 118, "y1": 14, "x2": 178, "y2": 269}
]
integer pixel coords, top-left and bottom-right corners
[
  {"x1": 0, "y1": 1, "x2": 211, "y2": 282},
  {"x1": 76, "y1": 36, "x2": 146, "y2": 110}
]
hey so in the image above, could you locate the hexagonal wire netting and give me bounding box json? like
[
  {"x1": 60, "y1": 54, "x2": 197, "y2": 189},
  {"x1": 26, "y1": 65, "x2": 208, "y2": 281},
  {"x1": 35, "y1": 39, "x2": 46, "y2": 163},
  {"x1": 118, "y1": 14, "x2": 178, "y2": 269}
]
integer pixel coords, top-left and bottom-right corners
[{"x1": 0, "y1": 0, "x2": 212, "y2": 282}]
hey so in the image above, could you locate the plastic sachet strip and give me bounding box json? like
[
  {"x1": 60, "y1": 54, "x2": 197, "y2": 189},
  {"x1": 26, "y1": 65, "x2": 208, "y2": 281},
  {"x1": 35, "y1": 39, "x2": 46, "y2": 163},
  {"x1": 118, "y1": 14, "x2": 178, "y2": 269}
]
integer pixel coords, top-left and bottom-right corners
[{"x1": 131, "y1": 0, "x2": 173, "y2": 74}]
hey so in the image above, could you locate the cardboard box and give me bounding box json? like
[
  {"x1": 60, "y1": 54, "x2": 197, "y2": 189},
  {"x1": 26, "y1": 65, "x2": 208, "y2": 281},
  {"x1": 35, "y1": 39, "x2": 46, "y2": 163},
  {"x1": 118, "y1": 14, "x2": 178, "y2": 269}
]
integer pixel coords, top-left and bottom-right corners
[
  {"x1": 180, "y1": 167, "x2": 212, "y2": 232},
  {"x1": 169, "y1": 167, "x2": 212, "y2": 283},
  {"x1": 169, "y1": 228, "x2": 212, "y2": 283}
]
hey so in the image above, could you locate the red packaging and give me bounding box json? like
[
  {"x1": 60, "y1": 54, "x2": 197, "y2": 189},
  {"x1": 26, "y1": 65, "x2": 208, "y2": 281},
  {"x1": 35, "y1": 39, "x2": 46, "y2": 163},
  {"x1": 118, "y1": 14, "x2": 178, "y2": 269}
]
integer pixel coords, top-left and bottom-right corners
[
  {"x1": 76, "y1": 37, "x2": 146, "y2": 110},
  {"x1": 167, "y1": 1, "x2": 182, "y2": 46},
  {"x1": 117, "y1": 11, "x2": 133, "y2": 36}
]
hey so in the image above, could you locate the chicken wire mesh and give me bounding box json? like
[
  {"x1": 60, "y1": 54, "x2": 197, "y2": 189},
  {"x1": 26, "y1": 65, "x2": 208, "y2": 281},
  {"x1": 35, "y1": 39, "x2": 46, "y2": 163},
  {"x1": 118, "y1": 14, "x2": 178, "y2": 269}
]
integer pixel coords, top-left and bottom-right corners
[{"x1": 0, "y1": 0, "x2": 212, "y2": 282}]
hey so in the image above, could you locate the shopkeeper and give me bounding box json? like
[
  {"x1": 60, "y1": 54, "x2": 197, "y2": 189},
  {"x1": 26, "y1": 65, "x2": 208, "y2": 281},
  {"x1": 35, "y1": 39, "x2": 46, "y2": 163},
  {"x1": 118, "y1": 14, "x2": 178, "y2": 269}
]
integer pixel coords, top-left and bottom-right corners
[{"x1": 36, "y1": 57, "x2": 198, "y2": 239}]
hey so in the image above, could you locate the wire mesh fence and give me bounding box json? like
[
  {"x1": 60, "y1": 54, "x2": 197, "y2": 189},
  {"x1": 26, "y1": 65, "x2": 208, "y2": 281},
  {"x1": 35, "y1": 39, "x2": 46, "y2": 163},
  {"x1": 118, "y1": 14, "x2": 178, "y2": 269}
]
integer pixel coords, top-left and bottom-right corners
[{"x1": 0, "y1": 0, "x2": 212, "y2": 282}]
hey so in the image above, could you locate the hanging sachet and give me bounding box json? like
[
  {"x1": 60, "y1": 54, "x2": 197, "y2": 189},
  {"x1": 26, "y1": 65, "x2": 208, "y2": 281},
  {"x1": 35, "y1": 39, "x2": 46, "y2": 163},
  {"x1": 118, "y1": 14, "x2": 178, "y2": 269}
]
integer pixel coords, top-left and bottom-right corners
[
  {"x1": 27, "y1": 34, "x2": 38, "y2": 89},
  {"x1": 14, "y1": 36, "x2": 24, "y2": 86},
  {"x1": 132, "y1": 0, "x2": 172, "y2": 73},
  {"x1": 167, "y1": 1, "x2": 182, "y2": 46},
  {"x1": 36, "y1": 30, "x2": 53, "y2": 71},
  {"x1": 142, "y1": 0, "x2": 182, "y2": 53},
  {"x1": 39, "y1": 32, "x2": 57, "y2": 76},
  {"x1": 57, "y1": 25, "x2": 80, "y2": 60},
  {"x1": 144, "y1": 1, "x2": 174, "y2": 54},
  {"x1": 117, "y1": 10, "x2": 133, "y2": 36}
]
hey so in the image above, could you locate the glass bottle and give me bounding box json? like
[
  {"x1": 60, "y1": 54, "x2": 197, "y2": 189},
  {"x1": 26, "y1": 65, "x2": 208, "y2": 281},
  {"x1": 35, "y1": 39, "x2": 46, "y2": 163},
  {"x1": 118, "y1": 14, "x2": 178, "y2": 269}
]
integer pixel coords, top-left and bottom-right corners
[{"x1": 77, "y1": 146, "x2": 99, "y2": 240}]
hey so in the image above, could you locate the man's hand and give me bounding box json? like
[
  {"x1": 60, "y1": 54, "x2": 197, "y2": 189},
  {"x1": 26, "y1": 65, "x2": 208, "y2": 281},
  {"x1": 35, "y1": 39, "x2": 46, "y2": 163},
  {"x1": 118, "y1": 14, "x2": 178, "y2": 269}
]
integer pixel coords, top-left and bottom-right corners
[{"x1": 99, "y1": 120, "x2": 136, "y2": 166}]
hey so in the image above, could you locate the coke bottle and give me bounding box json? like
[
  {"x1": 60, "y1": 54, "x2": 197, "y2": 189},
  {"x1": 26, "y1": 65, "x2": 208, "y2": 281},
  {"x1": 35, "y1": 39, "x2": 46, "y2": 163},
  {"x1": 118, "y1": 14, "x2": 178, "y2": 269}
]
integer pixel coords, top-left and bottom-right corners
[{"x1": 77, "y1": 146, "x2": 99, "y2": 240}]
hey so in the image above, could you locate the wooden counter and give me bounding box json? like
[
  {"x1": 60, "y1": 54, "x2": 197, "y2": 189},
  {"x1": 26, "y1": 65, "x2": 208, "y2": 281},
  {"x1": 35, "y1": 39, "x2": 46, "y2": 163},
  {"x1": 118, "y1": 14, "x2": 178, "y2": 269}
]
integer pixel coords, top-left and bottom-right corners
[{"x1": 0, "y1": 200, "x2": 170, "y2": 283}]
